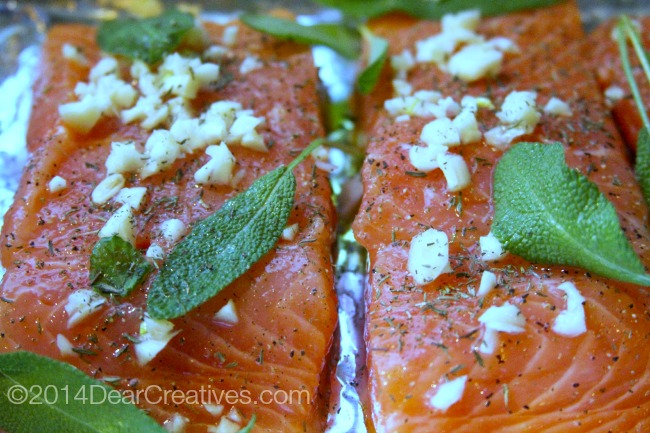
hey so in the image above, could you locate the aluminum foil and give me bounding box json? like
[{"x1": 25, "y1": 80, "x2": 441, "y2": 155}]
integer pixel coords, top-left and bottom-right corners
[{"x1": 0, "y1": 2, "x2": 648, "y2": 433}]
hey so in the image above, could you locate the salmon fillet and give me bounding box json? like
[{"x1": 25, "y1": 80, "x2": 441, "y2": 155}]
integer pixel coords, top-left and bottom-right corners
[
  {"x1": 0, "y1": 20, "x2": 337, "y2": 433},
  {"x1": 353, "y1": 2, "x2": 650, "y2": 432}
]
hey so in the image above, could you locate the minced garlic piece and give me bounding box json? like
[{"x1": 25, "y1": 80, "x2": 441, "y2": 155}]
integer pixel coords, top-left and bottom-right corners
[
  {"x1": 65, "y1": 289, "x2": 106, "y2": 328},
  {"x1": 134, "y1": 313, "x2": 179, "y2": 366},
  {"x1": 98, "y1": 204, "x2": 135, "y2": 245},
  {"x1": 194, "y1": 143, "x2": 236, "y2": 185},
  {"x1": 479, "y1": 232, "x2": 506, "y2": 261},
  {"x1": 214, "y1": 299, "x2": 238, "y2": 325},
  {"x1": 92, "y1": 173, "x2": 125, "y2": 205},
  {"x1": 429, "y1": 375, "x2": 468, "y2": 412},
  {"x1": 408, "y1": 228, "x2": 450, "y2": 285},
  {"x1": 552, "y1": 281, "x2": 587, "y2": 337},
  {"x1": 48, "y1": 176, "x2": 67, "y2": 193},
  {"x1": 478, "y1": 302, "x2": 525, "y2": 354}
]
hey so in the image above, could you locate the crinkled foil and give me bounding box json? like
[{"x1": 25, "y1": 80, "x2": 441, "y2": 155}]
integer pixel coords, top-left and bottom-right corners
[{"x1": 0, "y1": 1, "x2": 647, "y2": 432}]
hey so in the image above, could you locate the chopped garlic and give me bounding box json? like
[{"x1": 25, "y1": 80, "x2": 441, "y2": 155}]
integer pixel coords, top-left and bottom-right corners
[
  {"x1": 204, "y1": 404, "x2": 224, "y2": 417},
  {"x1": 134, "y1": 313, "x2": 179, "y2": 366},
  {"x1": 222, "y1": 25, "x2": 239, "y2": 46},
  {"x1": 437, "y1": 152, "x2": 471, "y2": 192},
  {"x1": 441, "y1": 9, "x2": 480, "y2": 32},
  {"x1": 478, "y1": 302, "x2": 525, "y2": 354},
  {"x1": 194, "y1": 143, "x2": 236, "y2": 185},
  {"x1": 92, "y1": 173, "x2": 125, "y2": 205},
  {"x1": 408, "y1": 144, "x2": 447, "y2": 172},
  {"x1": 408, "y1": 229, "x2": 449, "y2": 285},
  {"x1": 552, "y1": 281, "x2": 587, "y2": 337},
  {"x1": 240, "y1": 55, "x2": 263, "y2": 74},
  {"x1": 214, "y1": 299, "x2": 238, "y2": 325},
  {"x1": 429, "y1": 375, "x2": 468, "y2": 412},
  {"x1": 448, "y1": 44, "x2": 503, "y2": 82},
  {"x1": 486, "y1": 37, "x2": 519, "y2": 54},
  {"x1": 477, "y1": 270, "x2": 498, "y2": 297},
  {"x1": 140, "y1": 130, "x2": 182, "y2": 179},
  {"x1": 105, "y1": 141, "x2": 144, "y2": 174},
  {"x1": 392, "y1": 79, "x2": 413, "y2": 96},
  {"x1": 451, "y1": 109, "x2": 481, "y2": 144},
  {"x1": 208, "y1": 417, "x2": 241, "y2": 433},
  {"x1": 604, "y1": 85, "x2": 625, "y2": 104},
  {"x1": 48, "y1": 176, "x2": 67, "y2": 193},
  {"x1": 421, "y1": 118, "x2": 460, "y2": 147},
  {"x1": 390, "y1": 49, "x2": 415, "y2": 79},
  {"x1": 146, "y1": 244, "x2": 165, "y2": 260},
  {"x1": 65, "y1": 289, "x2": 106, "y2": 328},
  {"x1": 282, "y1": 223, "x2": 300, "y2": 241},
  {"x1": 121, "y1": 94, "x2": 168, "y2": 130},
  {"x1": 496, "y1": 90, "x2": 540, "y2": 131},
  {"x1": 543, "y1": 97, "x2": 572, "y2": 117},
  {"x1": 484, "y1": 125, "x2": 527, "y2": 149},
  {"x1": 62, "y1": 43, "x2": 88, "y2": 65},
  {"x1": 89, "y1": 57, "x2": 118, "y2": 81},
  {"x1": 164, "y1": 413, "x2": 189, "y2": 433},
  {"x1": 56, "y1": 334, "x2": 75, "y2": 357},
  {"x1": 58, "y1": 98, "x2": 102, "y2": 133},
  {"x1": 114, "y1": 187, "x2": 147, "y2": 210},
  {"x1": 98, "y1": 204, "x2": 135, "y2": 245},
  {"x1": 228, "y1": 114, "x2": 265, "y2": 149},
  {"x1": 479, "y1": 232, "x2": 506, "y2": 261},
  {"x1": 160, "y1": 218, "x2": 186, "y2": 244}
]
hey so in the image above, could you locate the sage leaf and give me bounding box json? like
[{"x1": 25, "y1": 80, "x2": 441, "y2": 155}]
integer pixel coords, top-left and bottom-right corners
[
  {"x1": 90, "y1": 235, "x2": 152, "y2": 297},
  {"x1": 493, "y1": 142, "x2": 650, "y2": 286},
  {"x1": 0, "y1": 351, "x2": 166, "y2": 433},
  {"x1": 311, "y1": 0, "x2": 564, "y2": 19},
  {"x1": 240, "y1": 14, "x2": 360, "y2": 59},
  {"x1": 637, "y1": 127, "x2": 650, "y2": 202},
  {"x1": 97, "y1": 9, "x2": 195, "y2": 64},
  {"x1": 147, "y1": 167, "x2": 295, "y2": 319},
  {"x1": 357, "y1": 28, "x2": 388, "y2": 95},
  {"x1": 148, "y1": 139, "x2": 322, "y2": 319}
]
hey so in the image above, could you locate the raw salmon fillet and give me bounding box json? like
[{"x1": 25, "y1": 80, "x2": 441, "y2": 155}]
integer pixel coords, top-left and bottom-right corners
[
  {"x1": 353, "y1": 3, "x2": 650, "y2": 432},
  {"x1": 0, "y1": 20, "x2": 337, "y2": 433}
]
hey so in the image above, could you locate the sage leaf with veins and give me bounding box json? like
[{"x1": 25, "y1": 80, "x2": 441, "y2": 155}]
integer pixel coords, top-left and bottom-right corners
[
  {"x1": 147, "y1": 139, "x2": 323, "y2": 320},
  {"x1": 147, "y1": 166, "x2": 295, "y2": 319},
  {"x1": 492, "y1": 142, "x2": 650, "y2": 286},
  {"x1": 0, "y1": 352, "x2": 166, "y2": 433}
]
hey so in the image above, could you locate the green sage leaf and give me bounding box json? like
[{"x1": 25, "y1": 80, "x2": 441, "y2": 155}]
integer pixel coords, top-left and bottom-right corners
[
  {"x1": 311, "y1": 0, "x2": 564, "y2": 19},
  {"x1": 0, "y1": 351, "x2": 166, "y2": 433},
  {"x1": 493, "y1": 142, "x2": 650, "y2": 286},
  {"x1": 240, "y1": 14, "x2": 360, "y2": 59},
  {"x1": 90, "y1": 236, "x2": 152, "y2": 297},
  {"x1": 147, "y1": 167, "x2": 295, "y2": 319},
  {"x1": 96, "y1": 9, "x2": 195, "y2": 64},
  {"x1": 636, "y1": 127, "x2": 650, "y2": 201},
  {"x1": 357, "y1": 28, "x2": 388, "y2": 95}
]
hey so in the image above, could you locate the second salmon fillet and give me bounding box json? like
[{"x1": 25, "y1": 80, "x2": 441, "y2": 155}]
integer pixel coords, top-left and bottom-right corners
[{"x1": 354, "y1": 3, "x2": 650, "y2": 432}]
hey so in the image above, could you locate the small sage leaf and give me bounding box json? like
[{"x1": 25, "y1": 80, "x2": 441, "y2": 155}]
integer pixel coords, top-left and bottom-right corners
[
  {"x1": 90, "y1": 235, "x2": 152, "y2": 297},
  {"x1": 96, "y1": 9, "x2": 195, "y2": 64}
]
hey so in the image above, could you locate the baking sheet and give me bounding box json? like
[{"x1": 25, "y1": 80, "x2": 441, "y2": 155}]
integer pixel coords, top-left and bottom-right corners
[{"x1": 0, "y1": 1, "x2": 648, "y2": 432}]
